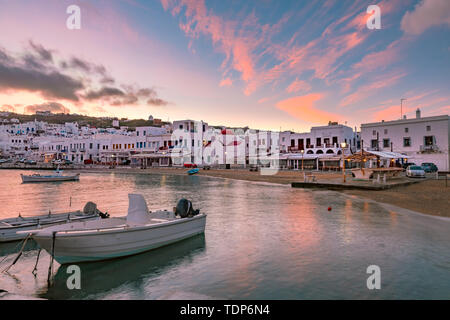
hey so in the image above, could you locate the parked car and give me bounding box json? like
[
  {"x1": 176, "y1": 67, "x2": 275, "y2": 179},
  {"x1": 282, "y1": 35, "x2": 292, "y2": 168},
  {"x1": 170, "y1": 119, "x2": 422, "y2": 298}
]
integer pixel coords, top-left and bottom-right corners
[
  {"x1": 64, "y1": 160, "x2": 73, "y2": 165},
  {"x1": 25, "y1": 160, "x2": 37, "y2": 165},
  {"x1": 402, "y1": 162, "x2": 415, "y2": 170},
  {"x1": 0, "y1": 158, "x2": 11, "y2": 164},
  {"x1": 52, "y1": 159, "x2": 63, "y2": 164},
  {"x1": 421, "y1": 162, "x2": 438, "y2": 173},
  {"x1": 406, "y1": 165, "x2": 425, "y2": 178}
]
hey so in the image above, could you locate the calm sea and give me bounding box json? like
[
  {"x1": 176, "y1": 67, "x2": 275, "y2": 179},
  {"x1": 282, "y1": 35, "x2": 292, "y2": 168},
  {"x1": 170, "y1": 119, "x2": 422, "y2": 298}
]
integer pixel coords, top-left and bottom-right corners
[{"x1": 0, "y1": 169, "x2": 449, "y2": 299}]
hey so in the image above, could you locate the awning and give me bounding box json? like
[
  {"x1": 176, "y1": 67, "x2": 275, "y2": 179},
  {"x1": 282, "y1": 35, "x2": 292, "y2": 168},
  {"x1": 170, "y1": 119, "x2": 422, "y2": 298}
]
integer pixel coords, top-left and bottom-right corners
[
  {"x1": 130, "y1": 153, "x2": 171, "y2": 159},
  {"x1": 363, "y1": 150, "x2": 411, "y2": 159},
  {"x1": 286, "y1": 154, "x2": 318, "y2": 160},
  {"x1": 319, "y1": 157, "x2": 341, "y2": 162}
]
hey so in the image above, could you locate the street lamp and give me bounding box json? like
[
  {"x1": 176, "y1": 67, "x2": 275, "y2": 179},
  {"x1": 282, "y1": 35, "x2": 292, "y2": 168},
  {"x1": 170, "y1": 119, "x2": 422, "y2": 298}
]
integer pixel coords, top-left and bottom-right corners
[
  {"x1": 340, "y1": 142, "x2": 347, "y2": 183},
  {"x1": 300, "y1": 149, "x2": 304, "y2": 171}
]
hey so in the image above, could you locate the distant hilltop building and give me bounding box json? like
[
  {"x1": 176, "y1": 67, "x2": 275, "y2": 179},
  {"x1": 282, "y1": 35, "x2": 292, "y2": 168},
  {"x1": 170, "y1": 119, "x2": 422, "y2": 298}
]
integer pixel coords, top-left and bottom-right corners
[
  {"x1": 112, "y1": 119, "x2": 120, "y2": 128},
  {"x1": 149, "y1": 115, "x2": 154, "y2": 121}
]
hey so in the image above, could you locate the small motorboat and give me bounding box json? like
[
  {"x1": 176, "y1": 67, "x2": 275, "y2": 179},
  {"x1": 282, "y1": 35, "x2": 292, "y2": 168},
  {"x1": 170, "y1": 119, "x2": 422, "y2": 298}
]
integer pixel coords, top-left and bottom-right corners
[
  {"x1": 187, "y1": 168, "x2": 199, "y2": 175},
  {"x1": 29, "y1": 195, "x2": 206, "y2": 264},
  {"x1": 0, "y1": 202, "x2": 107, "y2": 242},
  {"x1": 21, "y1": 173, "x2": 80, "y2": 183},
  {"x1": 21, "y1": 167, "x2": 80, "y2": 182}
]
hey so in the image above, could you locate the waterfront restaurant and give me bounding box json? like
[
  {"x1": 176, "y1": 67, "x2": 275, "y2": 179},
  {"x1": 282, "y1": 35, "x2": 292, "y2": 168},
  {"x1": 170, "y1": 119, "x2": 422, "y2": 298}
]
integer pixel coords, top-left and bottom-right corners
[{"x1": 130, "y1": 152, "x2": 172, "y2": 168}]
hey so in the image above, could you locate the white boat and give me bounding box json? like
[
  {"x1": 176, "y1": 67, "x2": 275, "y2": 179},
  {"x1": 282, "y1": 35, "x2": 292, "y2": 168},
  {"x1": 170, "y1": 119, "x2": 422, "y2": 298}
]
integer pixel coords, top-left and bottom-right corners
[
  {"x1": 0, "y1": 202, "x2": 105, "y2": 242},
  {"x1": 21, "y1": 172, "x2": 80, "y2": 183},
  {"x1": 30, "y1": 194, "x2": 207, "y2": 264}
]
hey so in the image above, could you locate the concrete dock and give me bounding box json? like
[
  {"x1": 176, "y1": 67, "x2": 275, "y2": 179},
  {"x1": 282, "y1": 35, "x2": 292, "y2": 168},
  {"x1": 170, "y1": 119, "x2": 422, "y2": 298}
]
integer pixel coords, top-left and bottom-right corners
[{"x1": 292, "y1": 178, "x2": 423, "y2": 191}]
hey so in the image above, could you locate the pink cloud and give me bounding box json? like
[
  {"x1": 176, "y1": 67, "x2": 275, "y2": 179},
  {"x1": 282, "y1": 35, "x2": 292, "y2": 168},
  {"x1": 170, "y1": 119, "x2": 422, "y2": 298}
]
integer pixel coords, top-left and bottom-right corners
[
  {"x1": 285, "y1": 79, "x2": 311, "y2": 94},
  {"x1": 219, "y1": 78, "x2": 232, "y2": 87},
  {"x1": 373, "y1": 104, "x2": 414, "y2": 121},
  {"x1": 401, "y1": 0, "x2": 450, "y2": 35},
  {"x1": 340, "y1": 71, "x2": 407, "y2": 107},
  {"x1": 276, "y1": 93, "x2": 341, "y2": 123},
  {"x1": 161, "y1": 0, "x2": 373, "y2": 96}
]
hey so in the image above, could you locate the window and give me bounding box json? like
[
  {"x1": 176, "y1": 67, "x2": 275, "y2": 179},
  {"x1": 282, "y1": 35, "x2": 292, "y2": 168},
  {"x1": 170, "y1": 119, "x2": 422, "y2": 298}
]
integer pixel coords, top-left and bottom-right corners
[
  {"x1": 424, "y1": 136, "x2": 434, "y2": 146},
  {"x1": 372, "y1": 130, "x2": 376, "y2": 135},
  {"x1": 383, "y1": 139, "x2": 390, "y2": 148},
  {"x1": 316, "y1": 137, "x2": 321, "y2": 147},
  {"x1": 405, "y1": 128, "x2": 408, "y2": 133},
  {"x1": 426, "y1": 125, "x2": 431, "y2": 131},
  {"x1": 403, "y1": 137, "x2": 411, "y2": 147},
  {"x1": 384, "y1": 129, "x2": 388, "y2": 134},
  {"x1": 371, "y1": 139, "x2": 378, "y2": 149},
  {"x1": 137, "y1": 131, "x2": 139, "y2": 136},
  {"x1": 332, "y1": 137, "x2": 338, "y2": 145}
]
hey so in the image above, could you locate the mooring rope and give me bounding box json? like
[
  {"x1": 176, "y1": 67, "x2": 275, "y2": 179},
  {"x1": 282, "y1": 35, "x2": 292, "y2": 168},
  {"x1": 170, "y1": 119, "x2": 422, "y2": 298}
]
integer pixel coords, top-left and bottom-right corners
[
  {"x1": 0, "y1": 239, "x2": 24, "y2": 267},
  {"x1": 1, "y1": 233, "x2": 32, "y2": 273},
  {"x1": 47, "y1": 231, "x2": 56, "y2": 287},
  {"x1": 32, "y1": 249, "x2": 42, "y2": 276}
]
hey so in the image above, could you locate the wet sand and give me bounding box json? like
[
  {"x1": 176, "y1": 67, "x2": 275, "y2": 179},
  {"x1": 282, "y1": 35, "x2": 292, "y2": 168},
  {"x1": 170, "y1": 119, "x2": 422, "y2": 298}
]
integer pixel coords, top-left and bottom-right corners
[{"x1": 79, "y1": 167, "x2": 449, "y2": 218}]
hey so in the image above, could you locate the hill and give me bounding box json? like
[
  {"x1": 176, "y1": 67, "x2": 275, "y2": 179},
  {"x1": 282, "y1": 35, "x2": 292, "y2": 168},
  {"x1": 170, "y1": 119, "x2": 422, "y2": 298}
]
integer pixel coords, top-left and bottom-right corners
[{"x1": 0, "y1": 113, "x2": 168, "y2": 129}]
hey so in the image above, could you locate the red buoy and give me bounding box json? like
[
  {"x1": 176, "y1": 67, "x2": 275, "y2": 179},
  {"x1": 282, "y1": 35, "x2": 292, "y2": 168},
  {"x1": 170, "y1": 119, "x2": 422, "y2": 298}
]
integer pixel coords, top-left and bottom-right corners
[{"x1": 328, "y1": 207, "x2": 332, "y2": 211}]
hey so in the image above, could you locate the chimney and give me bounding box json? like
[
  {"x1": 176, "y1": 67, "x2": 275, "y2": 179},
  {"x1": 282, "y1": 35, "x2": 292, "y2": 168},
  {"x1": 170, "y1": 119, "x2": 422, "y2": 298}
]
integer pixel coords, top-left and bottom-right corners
[{"x1": 416, "y1": 108, "x2": 421, "y2": 119}]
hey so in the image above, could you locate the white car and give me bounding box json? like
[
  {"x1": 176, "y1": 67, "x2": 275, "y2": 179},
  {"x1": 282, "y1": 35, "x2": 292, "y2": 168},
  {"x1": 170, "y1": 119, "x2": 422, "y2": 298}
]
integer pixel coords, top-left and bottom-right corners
[{"x1": 406, "y1": 165, "x2": 425, "y2": 178}]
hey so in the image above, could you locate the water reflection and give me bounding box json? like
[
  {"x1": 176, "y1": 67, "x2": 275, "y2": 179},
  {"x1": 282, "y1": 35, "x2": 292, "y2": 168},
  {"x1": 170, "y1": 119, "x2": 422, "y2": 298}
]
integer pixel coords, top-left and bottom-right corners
[
  {"x1": 0, "y1": 240, "x2": 39, "y2": 256},
  {"x1": 0, "y1": 170, "x2": 449, "y2": 299},
  {"x1": 42, "y1": 235, "x2": 206, "y2": 300}
]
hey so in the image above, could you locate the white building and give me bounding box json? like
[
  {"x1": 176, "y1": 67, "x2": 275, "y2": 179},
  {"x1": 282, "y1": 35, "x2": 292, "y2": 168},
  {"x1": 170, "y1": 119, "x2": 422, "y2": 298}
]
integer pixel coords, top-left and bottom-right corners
[
  {"x1": 279, "y1": 122, "x2": 359, "y2": 154},
  {"x1": 361, "y1": 109, "x2": 449, "y2": 170}
]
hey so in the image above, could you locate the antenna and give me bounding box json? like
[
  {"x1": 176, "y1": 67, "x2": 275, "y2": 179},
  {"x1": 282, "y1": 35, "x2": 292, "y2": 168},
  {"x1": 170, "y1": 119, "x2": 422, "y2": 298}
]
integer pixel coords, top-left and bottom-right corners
[{"x1": 400, "y1": 98, "x2": 407, "y2": 119}]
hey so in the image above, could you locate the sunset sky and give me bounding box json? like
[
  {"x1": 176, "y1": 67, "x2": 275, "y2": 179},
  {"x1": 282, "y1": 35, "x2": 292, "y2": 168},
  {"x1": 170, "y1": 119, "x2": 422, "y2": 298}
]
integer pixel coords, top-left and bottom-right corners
[{"x1": 0, "y1": 0, "x2": 449, "y2": 132}]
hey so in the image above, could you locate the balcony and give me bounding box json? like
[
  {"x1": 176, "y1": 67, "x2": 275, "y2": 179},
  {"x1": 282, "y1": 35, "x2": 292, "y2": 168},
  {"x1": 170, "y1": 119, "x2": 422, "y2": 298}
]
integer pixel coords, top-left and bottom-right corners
[{"x1": 420, "y1": 145, "x2": 439, "y2": 153}]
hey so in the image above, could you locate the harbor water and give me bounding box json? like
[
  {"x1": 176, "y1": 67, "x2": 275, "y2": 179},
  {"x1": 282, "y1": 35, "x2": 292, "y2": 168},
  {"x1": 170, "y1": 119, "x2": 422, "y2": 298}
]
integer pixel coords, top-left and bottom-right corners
[{"x1": 0, "y1": 169, "x2": 449, "y2": 299}]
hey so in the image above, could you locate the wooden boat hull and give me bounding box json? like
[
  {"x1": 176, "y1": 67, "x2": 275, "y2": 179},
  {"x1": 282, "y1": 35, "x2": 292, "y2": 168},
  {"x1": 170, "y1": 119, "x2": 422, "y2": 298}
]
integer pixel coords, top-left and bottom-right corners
[
  {"x1": 187, "y1": 169, "x2": 199, "y2": 175},
  {"x1": 33, "y1": 214, "x2": 207, "y2": 264},
  {"x1": 0, "y1": 212, "x2": 100, "y2": 242},
  {"x1": 21, "y1": 173, "x2": 80, "y2": 183}
]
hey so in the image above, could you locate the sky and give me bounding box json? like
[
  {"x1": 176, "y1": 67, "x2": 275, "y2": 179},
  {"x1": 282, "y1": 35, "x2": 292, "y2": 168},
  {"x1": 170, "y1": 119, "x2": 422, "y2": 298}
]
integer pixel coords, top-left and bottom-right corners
[{"x1": 0, "y1": 0, "x2": 449, "y2": 132}]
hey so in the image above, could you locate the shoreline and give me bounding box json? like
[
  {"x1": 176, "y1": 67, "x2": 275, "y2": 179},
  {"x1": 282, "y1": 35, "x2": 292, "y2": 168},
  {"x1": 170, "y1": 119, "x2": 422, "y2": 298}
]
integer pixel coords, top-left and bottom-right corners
[{"x1": 4, "y1": 166, "x2": 448, "y2": 218}]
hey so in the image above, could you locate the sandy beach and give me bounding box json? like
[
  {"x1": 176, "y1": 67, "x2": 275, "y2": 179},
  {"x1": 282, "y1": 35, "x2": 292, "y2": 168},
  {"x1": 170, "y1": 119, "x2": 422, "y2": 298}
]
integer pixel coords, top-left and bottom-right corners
[{"x1": 79, "y1": 167, "x2": 449, "y2": 218}]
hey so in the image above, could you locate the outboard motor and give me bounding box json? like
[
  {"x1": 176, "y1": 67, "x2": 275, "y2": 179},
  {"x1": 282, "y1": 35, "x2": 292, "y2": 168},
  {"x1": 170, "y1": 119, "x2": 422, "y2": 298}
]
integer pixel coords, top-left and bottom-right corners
[
  {"x1": 83, "y1": 201, "x2": 109, "y2": 219},
  {"x1": 175, "y1": 199, "x2": 200, "y2": 218}
]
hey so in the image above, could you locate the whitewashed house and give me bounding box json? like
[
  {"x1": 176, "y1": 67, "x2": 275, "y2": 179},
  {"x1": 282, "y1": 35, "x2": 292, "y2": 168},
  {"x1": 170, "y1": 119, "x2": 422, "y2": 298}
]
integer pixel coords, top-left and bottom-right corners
[{"x1": 360, "y1": 109, "x2": 449, "y2": 170}]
